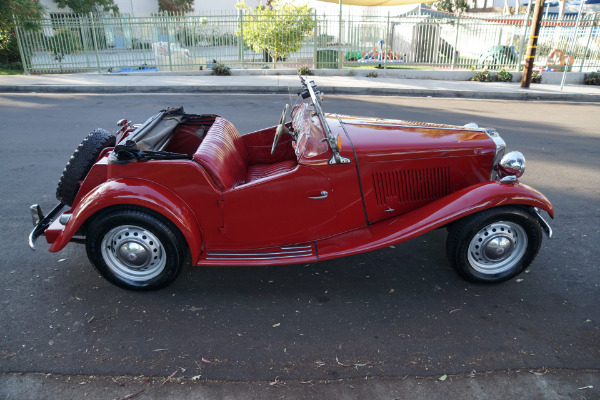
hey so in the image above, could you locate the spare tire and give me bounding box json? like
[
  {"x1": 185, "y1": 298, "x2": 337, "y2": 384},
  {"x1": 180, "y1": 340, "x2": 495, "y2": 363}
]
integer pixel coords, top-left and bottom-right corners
[{"x1": 56, "y1": 129, "x2": 116, "y2": 207}]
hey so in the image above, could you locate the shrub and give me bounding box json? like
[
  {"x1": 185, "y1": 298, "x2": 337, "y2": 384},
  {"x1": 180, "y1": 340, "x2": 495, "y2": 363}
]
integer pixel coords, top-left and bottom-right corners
[
  {"x1": 46, "y1": 29, "x2": 81, "y2": 72},
  {"x1": 211, "y1": 62, "x2": 231, "y2": 76},
  {"x1": 531, "y1": 71, "x2": 542, "y2": 84},
  {"x1": 298, "y1": 66, "x2": 313, "y2": 76},
  {"x1": 470, "y1": 71, "x2": 497, "y2": 82},
  {"x1": 366, "y1": 71, "x2": 378, "y2": 78},
  {"x1": 497, "y1": 69, "x2": 513, "y2": 82},
  {"x1": 584, "y1": 72, "x2": 600, "y2": 86}
]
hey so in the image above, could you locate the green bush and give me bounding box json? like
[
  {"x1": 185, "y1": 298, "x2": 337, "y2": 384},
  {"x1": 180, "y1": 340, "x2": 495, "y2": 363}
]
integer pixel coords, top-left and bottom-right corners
[
  {"x1": 531, "y1": 71, "x2": 542, "y2": 84},
  {"x1": 366, "y1": 71, "x2": 378, "y2": 78},
  {"x1": 211, "y1": 62, "x2": 231, "y2": 76},
  {"x1": 497, "y1": 69, "x2": 513, "y2": 82},
  {"x1": 470, "y1": 71, "x2": 497, "y2": 82},
  {"x1": 298, "y1": 66, "x2": 313, "y2": 76},
  {"x1": 584, "y1": 72, "x2": 600, "y2": 85}
]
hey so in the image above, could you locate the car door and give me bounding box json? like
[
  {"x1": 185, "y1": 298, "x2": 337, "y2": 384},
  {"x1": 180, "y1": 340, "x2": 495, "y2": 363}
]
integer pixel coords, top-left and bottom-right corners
[{"x1": 220, "y1": 164, "x2": 338, "y2": 247}]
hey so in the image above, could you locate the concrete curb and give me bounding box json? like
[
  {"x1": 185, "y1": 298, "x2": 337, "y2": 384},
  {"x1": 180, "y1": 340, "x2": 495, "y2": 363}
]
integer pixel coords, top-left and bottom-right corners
[{"x1": 2, "y1": 84, "x2": 600, "y2": 102}]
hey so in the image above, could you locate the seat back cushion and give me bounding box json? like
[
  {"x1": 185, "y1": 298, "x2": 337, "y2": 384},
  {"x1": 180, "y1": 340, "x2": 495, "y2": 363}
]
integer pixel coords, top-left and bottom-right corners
[{"x1": 193, "y1": 117, "x2": 249, "y2": 190}]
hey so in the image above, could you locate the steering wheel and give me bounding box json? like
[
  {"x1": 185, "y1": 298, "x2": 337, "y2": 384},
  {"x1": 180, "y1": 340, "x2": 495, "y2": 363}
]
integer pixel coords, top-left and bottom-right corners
[{"x1": 271, "y1": 104, "x2": 290, "y2": 155}]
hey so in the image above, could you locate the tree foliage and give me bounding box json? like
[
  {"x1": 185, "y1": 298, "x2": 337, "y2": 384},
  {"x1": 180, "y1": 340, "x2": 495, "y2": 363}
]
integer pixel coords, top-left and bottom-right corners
[
  {"x1": 0, "y1": 0, "x2": 44, "y2": 68},
  {"x1": 433, "y1": 0, "x2": 470, "y2": 14},
  {"x1": 53, "y1": 0, "x2": 119, "y2": 14},
  {"x1": 158, "y1": 0, "x2": 194, "y2": 14},
  {"x1": 237, "y1": 0, "x2": 313, "y2": 69}
]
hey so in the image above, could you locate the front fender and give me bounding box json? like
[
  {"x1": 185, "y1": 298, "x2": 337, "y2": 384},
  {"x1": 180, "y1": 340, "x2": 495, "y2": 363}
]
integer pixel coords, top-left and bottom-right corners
[
  {"x1": 47, "y1": 178, "x2": 203, "y2": 260},
  {"x1": 317, "y1": 180, "x2": 553, "y2": 260}
]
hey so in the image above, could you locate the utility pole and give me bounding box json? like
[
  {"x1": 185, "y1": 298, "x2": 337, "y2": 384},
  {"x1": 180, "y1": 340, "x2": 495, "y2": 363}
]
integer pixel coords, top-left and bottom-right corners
[{"x1": 521, "y1": 0, "x2": 544, "y2": 88}]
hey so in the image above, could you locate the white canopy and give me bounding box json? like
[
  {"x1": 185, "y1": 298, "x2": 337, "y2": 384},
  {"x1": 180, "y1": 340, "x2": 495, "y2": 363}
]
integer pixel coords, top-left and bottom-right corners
[{"x1": 317, "y1": 0, "x2": 435, "y2": 5}]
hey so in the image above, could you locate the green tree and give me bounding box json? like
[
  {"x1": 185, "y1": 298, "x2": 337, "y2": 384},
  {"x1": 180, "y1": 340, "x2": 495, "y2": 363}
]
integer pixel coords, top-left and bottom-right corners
[
  {"x1": 0, "y1": 0, "x2": 44, "y2": 69},
  {"x1": 433, "y1": 0, "x2": 470, "y2": 13},
  {"x1": 53, "y1": 0, "x2": 119, "y2": 14},
  {"x1": 158, "y1": 0, "x2": 194, "y2": 13},
  {"x1": 237, "y1": 0, "x2": 314, "y2": 69}
]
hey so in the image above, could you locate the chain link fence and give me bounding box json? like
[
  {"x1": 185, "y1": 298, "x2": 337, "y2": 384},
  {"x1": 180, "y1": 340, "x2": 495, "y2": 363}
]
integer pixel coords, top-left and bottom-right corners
[{"x1": 13, "y1": 10, "x2": 600, "y2": 74}]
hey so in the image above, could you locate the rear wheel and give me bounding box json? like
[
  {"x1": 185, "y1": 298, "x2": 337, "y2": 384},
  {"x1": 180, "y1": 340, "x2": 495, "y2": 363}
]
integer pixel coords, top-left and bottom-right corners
[
  {"x1": 446, "y1": 207, "x2": 542, "y2": 283},
  {"x1": 56, "y1": 129, "x2": 115, "y2": 206},
  {"x1": 86, "y1": 208, "x2": 187, "y2": 290}
]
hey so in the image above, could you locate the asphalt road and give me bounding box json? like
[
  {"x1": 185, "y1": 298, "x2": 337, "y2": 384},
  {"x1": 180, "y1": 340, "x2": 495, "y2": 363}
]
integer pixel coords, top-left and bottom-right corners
[{"x1": 1, "y1": 94, "x2": 598, "y2": 382}]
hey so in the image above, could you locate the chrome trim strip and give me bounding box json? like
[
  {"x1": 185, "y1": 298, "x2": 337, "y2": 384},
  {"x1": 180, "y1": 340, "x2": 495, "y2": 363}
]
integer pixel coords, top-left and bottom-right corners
[
  {"x1": 533, "y1": 208, "x2": 553, "y2": 238},
  {"x1": 205, "y1": 254, "x2": 312, "y2": 261},
  {"x1": 206, "y1": 244, "x2": 314, "y2": 260},
  {"x1": 207, "y1": 250, "x2": 312, "y2": 257}
]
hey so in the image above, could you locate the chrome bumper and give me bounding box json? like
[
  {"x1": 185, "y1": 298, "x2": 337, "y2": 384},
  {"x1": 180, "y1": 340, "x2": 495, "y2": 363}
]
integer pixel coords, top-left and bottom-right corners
[{"x1": 28, "y1": 203, "x2": 65, "y2": 250}]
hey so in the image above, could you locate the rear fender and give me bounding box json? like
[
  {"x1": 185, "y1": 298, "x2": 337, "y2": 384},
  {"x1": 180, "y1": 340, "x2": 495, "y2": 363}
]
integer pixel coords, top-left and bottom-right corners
[
  {"x1": 317, "y1": 181, "x2": 553, "y2": 260},
  {"x1": 47, "y1": 178, "x2": 203, "y2": 260}
]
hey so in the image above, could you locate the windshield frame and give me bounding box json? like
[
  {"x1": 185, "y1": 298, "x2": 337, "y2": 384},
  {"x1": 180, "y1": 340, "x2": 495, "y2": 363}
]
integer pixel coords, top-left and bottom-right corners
[{"x1": 299, "y1": 76, "x2": 350, "y2": 165}]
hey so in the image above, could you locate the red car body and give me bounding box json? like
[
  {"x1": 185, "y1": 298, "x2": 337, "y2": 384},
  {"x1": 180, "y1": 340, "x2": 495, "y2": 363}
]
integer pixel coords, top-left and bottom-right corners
[{"x1": 29, "y1": 77, "x2": 553, "y2": 290}]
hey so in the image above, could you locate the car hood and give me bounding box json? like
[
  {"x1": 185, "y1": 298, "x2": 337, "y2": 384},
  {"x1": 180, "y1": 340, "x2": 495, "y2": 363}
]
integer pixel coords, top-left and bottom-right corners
[{"x1": 328, "y1": 114, "x2": 496, "y2": 163}]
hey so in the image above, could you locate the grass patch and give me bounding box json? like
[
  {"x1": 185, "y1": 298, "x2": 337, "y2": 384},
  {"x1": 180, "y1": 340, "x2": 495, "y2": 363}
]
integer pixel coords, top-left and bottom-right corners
[{"x1": 0, "y1": 69, "x2": 23, "y2": 75}]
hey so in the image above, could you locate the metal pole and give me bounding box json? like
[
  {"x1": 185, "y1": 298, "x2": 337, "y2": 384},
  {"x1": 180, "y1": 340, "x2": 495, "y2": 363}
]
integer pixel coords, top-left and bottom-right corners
[
  {"x1": 165, "y1": 13, "x2": 173, "y2": 72},
  {"x1": 384, "y1": 11, "x2": 390, "y2": 72},
  {"x1": 451, "y1": 13, "x2": 461, "y2": 70},
  {"x1": 521, "y1": 0, "x2": 544, "y2": 87},
  {"x1": 89, "y1": 13, "x2": 102, "y2": 74},
  {"x1": 239, "y1": 9, "x2": 244, "y2": 69},
  {"x1": 338, "y1": 0, "x2": 342, "y2": 69},
  {"x1": 579, "y1": 13, "x2": 597, "y2": 72},
  {"x1": 313, "y1": 9, "x2": 317, "y2": 70},
  {"x1": 12, "y1": 15, "x2": 29, "y2": 75},
  {"x1": 79, "y1": 14, "x2": 92, "y2": 70},
  {"x1": 518, "y1": 5, "x2": 532, "y2": 67},
  {"x1": 560, "y1": 0, "x2": 585, "y2": 90}
]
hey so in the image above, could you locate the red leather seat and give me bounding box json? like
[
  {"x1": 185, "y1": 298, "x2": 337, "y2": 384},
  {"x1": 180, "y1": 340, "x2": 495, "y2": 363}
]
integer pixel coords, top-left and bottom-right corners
[
  {"x1": 193, "y1": 117, "x2": 296, "y2": 190},
  {"x1": 194, "y1": 117, "x2": 249, "y2": 190}
]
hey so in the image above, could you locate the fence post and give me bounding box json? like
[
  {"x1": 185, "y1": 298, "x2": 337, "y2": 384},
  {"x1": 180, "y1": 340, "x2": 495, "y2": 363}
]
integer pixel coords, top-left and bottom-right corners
[
  {"x1": 239, "y1": 9, "x2": 245, "y2": 69},
  {"x1": 384, "y1": 12, "x2": 390, "y2": 72},
  {"x1": 579, "y1": 14, "x2": 596, "y2": 72},
  {"x1": 338, "y1": 0, "x2": 342, "y2": 69},
  {"x1": 451, "y1": 13, "x2": 461, "y2": 70},
  {"x1": 79, "y1": 14, "x2": 92, "y2": 70},
  {"x1": 518, "y1": 12, "x2": 532, "y2": 69},
  {"x1": 165, "y1": 13, "x2": 173, "y2": 72},
  {"x1": 89, "y1": 13, "x2": 102, "y2": 74},
  {"x1": 313, "y1": 10, "x2": 317, "y2": 70},
  {"x1": 12, "y1": 15, "x2": 29, "y2": 75}
]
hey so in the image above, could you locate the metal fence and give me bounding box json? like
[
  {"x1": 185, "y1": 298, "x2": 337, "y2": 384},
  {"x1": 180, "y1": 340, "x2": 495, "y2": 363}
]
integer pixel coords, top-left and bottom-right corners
[{"x1": 13, "y1": 10, "x2": 600, "y2": 74}]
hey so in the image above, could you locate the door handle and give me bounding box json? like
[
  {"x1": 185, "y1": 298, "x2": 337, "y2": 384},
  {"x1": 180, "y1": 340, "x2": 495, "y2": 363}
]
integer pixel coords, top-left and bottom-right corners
[{"x1": 308, "y1": 191, "x2": 328, "y2": 200}]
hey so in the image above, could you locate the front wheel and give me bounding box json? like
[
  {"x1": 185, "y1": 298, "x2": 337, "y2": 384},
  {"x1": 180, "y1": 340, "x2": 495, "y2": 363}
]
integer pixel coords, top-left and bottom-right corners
[
  {"x1": 86, "y1": 208, "x2": 187, "y2": 290},
  {"x1": 446, "y1": 207, "x2": 542, "y2": 283}
]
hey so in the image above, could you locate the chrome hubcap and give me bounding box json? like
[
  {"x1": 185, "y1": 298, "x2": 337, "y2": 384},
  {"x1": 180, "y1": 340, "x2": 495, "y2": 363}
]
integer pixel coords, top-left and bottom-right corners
[
  {"x1": 101, "y1": 225, "x2": 165, "y2": 282},
  {"x1": 468, "y1": 221, "x2": 527, "y2": 275}
]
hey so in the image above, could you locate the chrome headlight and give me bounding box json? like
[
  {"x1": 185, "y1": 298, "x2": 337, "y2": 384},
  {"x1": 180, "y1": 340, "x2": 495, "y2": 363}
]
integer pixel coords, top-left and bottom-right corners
[{"x1": 498, "y1": 151, "x2": 526, "y2": 178}]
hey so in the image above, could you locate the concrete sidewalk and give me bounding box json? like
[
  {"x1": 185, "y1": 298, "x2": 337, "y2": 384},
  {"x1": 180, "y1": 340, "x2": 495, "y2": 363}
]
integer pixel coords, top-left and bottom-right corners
[
  {"x1": 1, "y1": 369, "x2": 599, "y2": 400},
  {"x1": 1, "y1": 70, "x2": 599, "y2": 102},
  {"x1": 0, "y1": 369, "x2": 600, "y2": 400}
]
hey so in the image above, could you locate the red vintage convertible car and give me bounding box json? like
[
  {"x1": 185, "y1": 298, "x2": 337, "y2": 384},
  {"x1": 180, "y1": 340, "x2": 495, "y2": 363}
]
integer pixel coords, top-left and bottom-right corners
[{"x1": 29, "y1": 76, "x2": 553, "y2": 290}]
